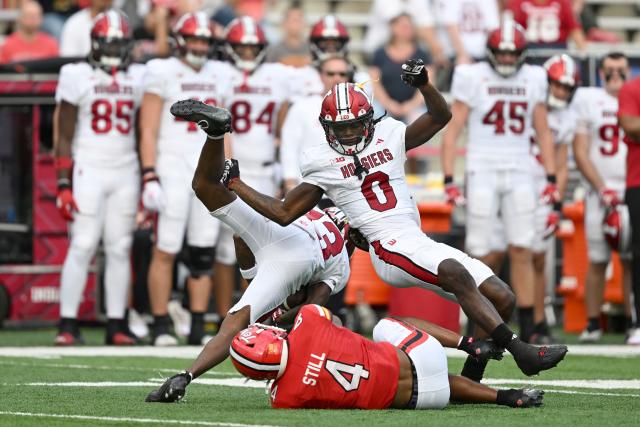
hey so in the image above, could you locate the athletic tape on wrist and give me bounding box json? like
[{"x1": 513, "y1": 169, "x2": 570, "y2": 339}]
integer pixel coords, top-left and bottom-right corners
[{"x1": 240, "y1": 265, "x2": 258, "y2": 280}]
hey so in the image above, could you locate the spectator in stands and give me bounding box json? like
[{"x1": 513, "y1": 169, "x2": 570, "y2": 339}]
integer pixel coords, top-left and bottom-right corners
[
  {"x1": 364, "y1": 0, "x2": 446, "y2": 67},
  {"x1": 281, "y1": 55, "x2": 352, "y2": 192},
  {"x1": 369, "y1": 12, "x2": 430, "y2": 124},
  {"x1": 507, "y1": 0, "x2": 587, "y2": 50},
  {"x1": 434, "y1": 0, "x2": 500, "y2": 65},
  {"x1": 618, "y1": 72, "x2": 640, "y2": 345},
  {"x1": 265, "y1": 4, "x2": 310, "y2": 67},
  {"x1": 40, "y1": 0, "x2": 79, "y2": 40},
  {"x1": 60, "y1": 0, "x2": 113, "y2": 57},
  {"x1": 0, "y1": 1, "x2": 59, "y2": 64}
]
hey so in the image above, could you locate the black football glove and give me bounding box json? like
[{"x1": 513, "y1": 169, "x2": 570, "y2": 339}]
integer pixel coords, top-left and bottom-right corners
[
  {"x1": 221, "y1": 158, "x2": 240, "y2": 189},
  {"x1": 145, "y1": 371, "x2": 192, "y2": 403},
  {"x1": 401, "y1": 59, "x2": 429, "y2": 88},
  {"x1": 458, "y1": 336, "x2": 504, "y2": 361},
  {"x1": 497, "y1": 388, "x2": 544, "y2": 408}
]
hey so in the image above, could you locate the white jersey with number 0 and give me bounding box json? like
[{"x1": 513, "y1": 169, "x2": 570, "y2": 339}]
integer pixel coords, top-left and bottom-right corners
[
  {"x1": 301, "y1": 117, "x2": 418, "y2": 242},
  {"x1": 451, "y1": 62, "x2": 547, "y2": 171},
  {"x1": 55, "y1": 62, "x2": 146, "y2": 167},
  {"x1": 143, "y1": 57, "x2": 233, "y2": 168},
  {"x1": 571, "y1": 87, "x2": 627, "y2": 191}
]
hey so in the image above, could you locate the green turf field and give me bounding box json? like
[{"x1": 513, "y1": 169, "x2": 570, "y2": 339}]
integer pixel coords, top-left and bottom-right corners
[{"x1": 1, "y1": 329, "x2": 639, "y2": 426}]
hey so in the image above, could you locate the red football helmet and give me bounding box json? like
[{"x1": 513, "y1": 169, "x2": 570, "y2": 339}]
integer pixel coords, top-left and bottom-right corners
[
  {"x1": 173, "y1": 12, "x2": 216, "y2": 68},
  {"x1": 319, "y1": 82, "x2": 375, "y2": 155},
  {"x1": 230, "y1": 324, "x2": 289, "y2": 381},
  {"x1": 309, "y1": 15, "x2": 350, "y2": 61},
  {"x1": 90, "y1": 9, "x2": 131, "y2": 70},
  {"x1": 486, "y1": 19, "x2": 528, "y2": 77},
  {"x1": 603, "y1": 204, "x2": 631, "y2": 253},
  {"x1": 224, "y1": 16, "x2": 268, "y2": 72},
  {"x1": 543, "y1": 54, "x2": 580, "y2": 109}
]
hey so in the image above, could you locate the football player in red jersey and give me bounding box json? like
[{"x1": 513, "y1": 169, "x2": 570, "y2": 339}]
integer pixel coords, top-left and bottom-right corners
[
  {"x1": 229, "y1": 305, "x2": 543, "y2": 409},
  {"x1": 54, "y1": 10, "x2": 144, "y2": 346}
]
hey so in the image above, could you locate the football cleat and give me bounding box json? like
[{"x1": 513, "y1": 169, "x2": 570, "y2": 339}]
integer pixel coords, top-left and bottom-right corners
[
  {"x1": 625, "y1": 328, "x2": 640, "y2": 346},
  {"x1": 54, "y1": 332, "x2": 85, "y2": 346},
  {"x1": 170, "y1": 100, "x2": 232, "y2": 139},
  {"x1": 579, "y1": 328, "x2": 602, "y2": 343},
  {"x1": 513, "y1": 341, "x2": 568, "y2": 376},
  {"x1": 106, "y1": 331, "x2": 138, "y2": 346},
  {"x1": 154, "y1": 333, "x2": 179, "y2": 347}
]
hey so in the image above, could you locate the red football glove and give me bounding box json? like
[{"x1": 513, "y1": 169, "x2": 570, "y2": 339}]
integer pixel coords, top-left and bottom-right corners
[
  {"x1": 540, "y1": 182, "x2": 560, "y2": 205},
  {"x1": 445, "y1": 183, "x2": 465, "y2": 206},
  {"x1": 599, "y1": 188, "x2": 622, "y2": 208},
  {"x1": 56, "y1": 188, "x2": 78, "y2": 221}
]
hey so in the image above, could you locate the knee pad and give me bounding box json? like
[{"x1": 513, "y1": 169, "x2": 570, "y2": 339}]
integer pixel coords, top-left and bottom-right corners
[
  {"x1": 104, "y1": 235, "x2": 133, "y2": 260},
  {"x1": 185, "y1": 245, "x2": 216, "y2": 278}
]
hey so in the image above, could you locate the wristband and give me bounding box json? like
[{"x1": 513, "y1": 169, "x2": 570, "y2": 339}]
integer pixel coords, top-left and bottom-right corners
[
  {"x1": 546, "y1": 175, "x2": 557, "y2": 184},
  {"x1": 54, "y1": 156, "x2": 73, "y2": 171},
  {"x1": 240, "y1": 264, "x2": 258, "y2": 280},
  {"x1": 444, "y1": 175, "x2": 454, "y2": 185},
  {"x1": 141, "y1": 166, "x2": 156, "y2": 175},
  {"x1": 57, "y1": 178, "x2": 71, "y2": 190}
]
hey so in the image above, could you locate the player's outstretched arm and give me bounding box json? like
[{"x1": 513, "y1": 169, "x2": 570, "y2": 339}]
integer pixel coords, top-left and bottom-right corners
[
  {"x1": 53, "y1": 101, "x2": 79, "y2": 221},
  {"x1": 401, "y1": 59, "x2": 452, "y2": 151},
  {"x1": 228, "y1": 180, "x2": 324, "y2": 226}
]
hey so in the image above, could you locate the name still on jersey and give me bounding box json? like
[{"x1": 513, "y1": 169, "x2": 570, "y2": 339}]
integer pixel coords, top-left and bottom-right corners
[{"x1": 270, "y1": 305, "x2": 399, "y2": 409}]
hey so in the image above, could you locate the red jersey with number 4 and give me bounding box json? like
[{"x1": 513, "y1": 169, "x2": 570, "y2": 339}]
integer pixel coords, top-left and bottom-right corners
[
  {"x1": 617, "y1": 77, "x2": 640, "y2": 188},
  {"x1": 572, "y1": 87, "x2": 627, "y2": 192},
  {"x1": 508, "y1": 0, "x2": 580, "y2": 45},
  {"x1": 301, "y1": 117, "x2": 419, "y2": 242},
  {"x1": 55, "y1": 62, "x2": 146, "y2": 167},
  {"x1": 451, "y1": 61, "x2": 548, "y2": 172},
  {"x1": 226, "y1": 63, "x2": 297, "y2": 173},
  {"x1": 270, "y1": 305, "x2": 399, "y2": 409}
]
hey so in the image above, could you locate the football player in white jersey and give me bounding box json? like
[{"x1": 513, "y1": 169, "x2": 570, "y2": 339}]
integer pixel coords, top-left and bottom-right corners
[
  {"x1": 54, "y1": 10, "x2": 144, "y2": 345},
  {"x1": 488, "y1": 54, "x2": 578, "y2": 344},
  {"x1": 572, "y1": 52, "x2": 634, "y2": 343},
  {"x1": 146, "y1": 99, "x2": 352, "y2": 402},
  {"x1": 212, "y1": 16, "x2": 299, "y2": 325},
  {"x1": 293, "y1": 15, "x2": 372, "y2": 101},
  {"x1": 441, "y1": 21, "x2": 559, "y2": 343},
  {"x1": 203, "y1": 58, "x2": 568, "y2": 380},
  {"x1": 139, "y1": 12, "x2": 232, "y2": 346}
]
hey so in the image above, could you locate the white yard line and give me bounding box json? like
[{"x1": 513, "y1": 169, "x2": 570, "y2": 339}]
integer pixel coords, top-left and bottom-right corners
[
  {"x1": 0, "y1": 411, "x2": 276, "y2": 427},
  {"x1": 483, "y1": 378, "x2": 640, "y2": 390},
  {"x1": 0, "y1": 345, "x2": 638, "y2": 358}
]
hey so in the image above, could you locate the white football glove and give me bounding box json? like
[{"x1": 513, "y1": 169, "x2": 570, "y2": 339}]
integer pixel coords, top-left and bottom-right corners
[{"x1": 142, "y1": 180, "x2": 166, "y2": 212}]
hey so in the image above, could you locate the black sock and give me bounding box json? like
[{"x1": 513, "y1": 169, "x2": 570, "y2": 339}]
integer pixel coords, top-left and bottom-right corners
[
  {"x1": 153, "y1": 315, "x2": 171, "y2": 337},
  {"x1": 626, "y1": 316, "x2": 634, "y2": 330},
  {"x1": 534, "y1": 321, "x2": 550, "y2": 335},
  {"x1": 490, "y1": 323, "x2": 517, "y2": 348},
  {"x1": 190, "y1": 312, "x2": 205, "y2": 339},
  {"x1": 460, "y1": 356, "x2": 488, "y2": 382},
  {"x1": 59, "y1": 317, "x2": 78, "y2": 334},
  {"x1": 518, "y1": 307, "x2": 534, "y2": 342},
  {"x1": 496, "y1": 389, "x2": 518, "y2": 407},
  {"x1": 106, "y1": 318, "x2": 122, "y2": 337},
  {"x1": 587, "y1": 317, "x2": 600, "y2": 332}
]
